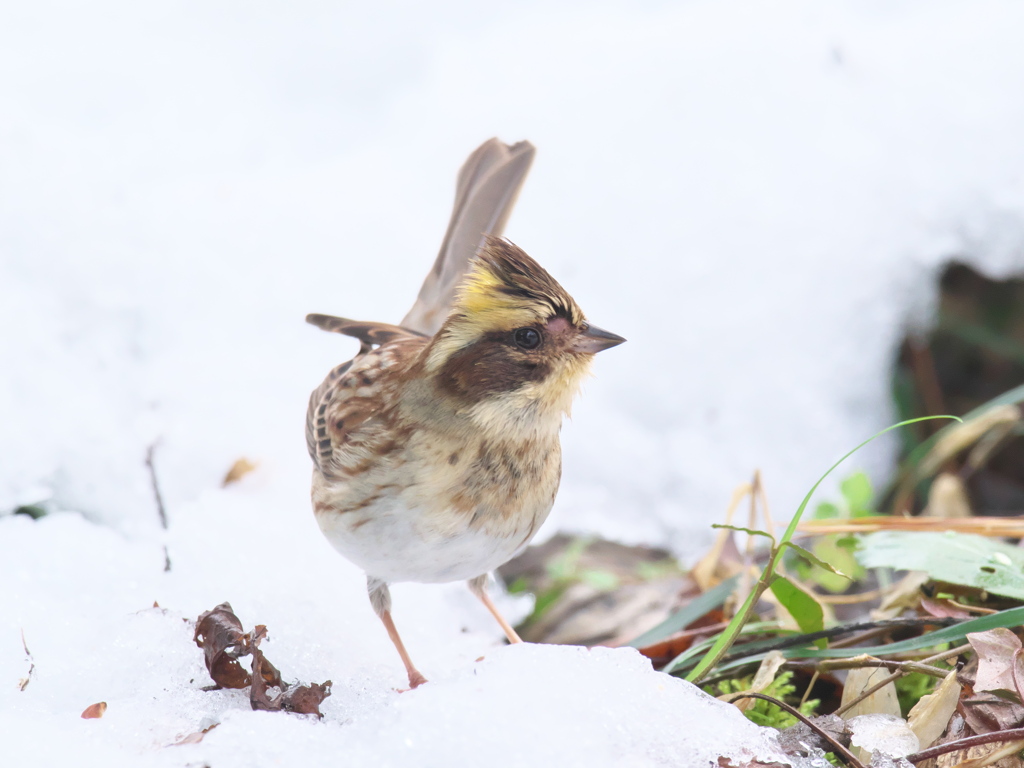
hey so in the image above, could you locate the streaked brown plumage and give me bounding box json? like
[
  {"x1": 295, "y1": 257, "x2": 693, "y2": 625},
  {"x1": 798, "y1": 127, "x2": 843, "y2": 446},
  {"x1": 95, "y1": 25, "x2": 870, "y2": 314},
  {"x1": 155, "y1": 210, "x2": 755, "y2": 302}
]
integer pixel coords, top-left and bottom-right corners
[{"x1": 306, "y1": 139, "x2": 624, "y2": 689}]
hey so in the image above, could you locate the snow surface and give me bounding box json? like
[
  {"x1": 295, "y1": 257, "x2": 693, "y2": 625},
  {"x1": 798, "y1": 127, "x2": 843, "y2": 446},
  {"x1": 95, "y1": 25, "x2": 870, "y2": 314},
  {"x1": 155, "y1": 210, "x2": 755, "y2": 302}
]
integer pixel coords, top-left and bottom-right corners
[
  {"x1": 1, "y1": 502, "x2": 787, "y2": 767},
  {"x1": 4, "y1": 0, "x2": 1024, "y2": 765}
]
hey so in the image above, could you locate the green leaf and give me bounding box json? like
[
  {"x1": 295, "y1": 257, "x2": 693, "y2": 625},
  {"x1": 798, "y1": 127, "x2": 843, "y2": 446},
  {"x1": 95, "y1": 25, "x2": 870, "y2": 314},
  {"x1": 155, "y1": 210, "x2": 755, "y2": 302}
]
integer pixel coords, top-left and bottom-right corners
[
  {"x1": 804, "y1": 538, "x2": 863, "y2": 594},
  {"x1": 840, "y1": 471, "x2": 873, "y2": 514},
  {"x1": 627, "y1": 575, "x2": 739, "y2": 649},
  {"x1": 857, "y1": 531, "x2": 1024, "y2": 601},
  {"x1": 813, "y1": 501, "x2": 841, "y2": 520},
  {"x1": 664, "y1": 621, "x2": 786, "y2": 675},
  {"x1": 769, "y1": 575, "x2": 825, "y2": 646},
  {"x1": 782, "y1": 541, "x2": 851, "y2": 580}
]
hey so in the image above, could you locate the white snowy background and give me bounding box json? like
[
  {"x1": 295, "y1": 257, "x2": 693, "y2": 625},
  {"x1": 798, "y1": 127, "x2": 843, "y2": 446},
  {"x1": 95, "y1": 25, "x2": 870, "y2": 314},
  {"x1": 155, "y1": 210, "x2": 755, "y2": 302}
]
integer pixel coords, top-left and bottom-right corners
[{"x1": 3, "y1": 1, "x2": 1024, "y2": 765}]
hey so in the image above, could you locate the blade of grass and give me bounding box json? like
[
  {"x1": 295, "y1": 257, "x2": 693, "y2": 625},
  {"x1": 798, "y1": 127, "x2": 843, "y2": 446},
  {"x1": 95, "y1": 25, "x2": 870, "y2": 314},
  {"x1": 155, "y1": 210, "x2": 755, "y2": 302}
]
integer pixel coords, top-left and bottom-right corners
[
  {"x1": 684, "y1": 415, "x2": 961, "y2": 683},
  {"x1": 677, "y1": 606, "x2": 1024, "y2": 678},
  {"x1": 664, "y1": 621, "x2": 785, "y2": 675}
]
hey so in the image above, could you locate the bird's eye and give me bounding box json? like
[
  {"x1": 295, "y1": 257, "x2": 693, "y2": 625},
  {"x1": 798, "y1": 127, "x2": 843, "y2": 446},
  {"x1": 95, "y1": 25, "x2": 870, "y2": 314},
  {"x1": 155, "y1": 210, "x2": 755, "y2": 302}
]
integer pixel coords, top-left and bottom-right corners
[{"x1": 513, "y1": 327, "x2": 541, "y2": 350}]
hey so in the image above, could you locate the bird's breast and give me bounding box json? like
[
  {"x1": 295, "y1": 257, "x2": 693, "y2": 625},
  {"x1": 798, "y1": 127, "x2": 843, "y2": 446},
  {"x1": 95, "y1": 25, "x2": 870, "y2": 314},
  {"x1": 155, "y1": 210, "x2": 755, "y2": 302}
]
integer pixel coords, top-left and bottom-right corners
[{"x1": 312, "y1": 432, "x2": 561, "y2": 583}]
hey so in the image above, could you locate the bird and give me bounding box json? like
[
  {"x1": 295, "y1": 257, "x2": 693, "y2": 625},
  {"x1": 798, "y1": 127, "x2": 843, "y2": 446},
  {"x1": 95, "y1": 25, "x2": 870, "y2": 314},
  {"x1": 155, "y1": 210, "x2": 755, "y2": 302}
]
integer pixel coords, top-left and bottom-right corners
[{"x1": 305, "y1": 138, "x2": 624, "y2": 689}]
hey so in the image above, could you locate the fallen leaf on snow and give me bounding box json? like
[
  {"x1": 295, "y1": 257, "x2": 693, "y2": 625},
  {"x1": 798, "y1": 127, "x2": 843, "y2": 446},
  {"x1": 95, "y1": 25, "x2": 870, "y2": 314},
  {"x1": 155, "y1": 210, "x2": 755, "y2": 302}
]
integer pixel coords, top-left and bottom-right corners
[
  {"x1": 81, "y1": 702, "x2": 107, "y2": 719},
  {"x1": 194, "y1": 602, "x2": 252, "y2": 689},
  {"x1": 249, "y1": 625, "x2": 331, "y2": 718},
  {"x1": 223, "y1": 458, "x2": 257, "y2": 486},
  {"x1": 171, "y1": 723, "x2": 219, "y2": 746}
]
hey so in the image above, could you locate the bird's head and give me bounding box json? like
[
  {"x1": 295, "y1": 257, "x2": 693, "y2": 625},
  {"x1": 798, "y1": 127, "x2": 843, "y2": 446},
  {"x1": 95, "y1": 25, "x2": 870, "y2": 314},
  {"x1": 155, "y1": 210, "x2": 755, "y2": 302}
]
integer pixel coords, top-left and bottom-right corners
[{"x1": 425, "y1": 237, "x2": 624, "y2": 425}]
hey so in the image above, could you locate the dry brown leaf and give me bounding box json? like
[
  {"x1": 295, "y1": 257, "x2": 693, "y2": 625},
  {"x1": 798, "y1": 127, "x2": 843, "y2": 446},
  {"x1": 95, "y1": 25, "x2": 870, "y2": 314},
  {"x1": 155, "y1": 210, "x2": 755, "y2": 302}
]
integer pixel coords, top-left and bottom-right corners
[
  {"x1": 840, "y1": 666, "x2": 901, "y2": 719},
  {"x1": 81, "y1": 701, "x2": 107, "y2": 719},
  {"x1": 925, "y1": 473, "x2": 973, "y2": 518},
  {"x1": 249, "y1": 626, "x2": 331, "y2": 718},
  {"x1": 872, "y1": 571, "x2": 930, "y2": 620},
  {"x1": 968, "y1": 629, "x2": 1024, "y2": 700},
  {"x1": 920, "y1": 405, "x2": 1021, "y2": 480},
  {"x1": 691, "y1": 483, "x2": 753, "y2": 591},
  {"x1": 171, "y1": 723, "x2": 219, "y2": 746},
  {"x1": 921, "y1": 598, "x2": 975, "y2": 619},
  {"x1": 222, "y1": 458, "x2": 258, "y2": 486},
  {"x1": 908, "y1": 671, "x2": 962, "y2": 750},
  {"x1": 194, "y1": 602, "x2": 252, "y2": 689}
]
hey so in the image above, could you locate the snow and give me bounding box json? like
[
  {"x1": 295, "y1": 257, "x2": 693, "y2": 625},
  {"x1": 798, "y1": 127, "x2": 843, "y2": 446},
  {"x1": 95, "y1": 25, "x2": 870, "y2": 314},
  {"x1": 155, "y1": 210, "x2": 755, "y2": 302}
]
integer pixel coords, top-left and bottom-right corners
[
  {"x1": 4, "y1": 0, "x2": 1024, "y2": 764},
  {"x1": 1, "y1": 504, "x2": 788, "y2": 767},
  {"x1": 848, "y1": 714, "x2": 920, "y2": 759}
]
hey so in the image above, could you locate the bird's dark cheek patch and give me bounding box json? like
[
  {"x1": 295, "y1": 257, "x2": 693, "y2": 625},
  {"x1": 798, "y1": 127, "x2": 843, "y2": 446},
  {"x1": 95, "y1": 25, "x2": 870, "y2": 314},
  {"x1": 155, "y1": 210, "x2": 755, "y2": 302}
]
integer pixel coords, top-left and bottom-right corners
[{"x1": 437, "y1": 340, "x2": 551, "y2": 399}]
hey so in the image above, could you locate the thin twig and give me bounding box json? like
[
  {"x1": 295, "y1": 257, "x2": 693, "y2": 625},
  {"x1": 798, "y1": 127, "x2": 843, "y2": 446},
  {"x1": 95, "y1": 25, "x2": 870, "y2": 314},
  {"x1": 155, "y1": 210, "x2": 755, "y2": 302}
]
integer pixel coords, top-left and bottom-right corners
[
  {"x1": 799, "y1": 669, "x2": 819, "y2": 709},
  {"x1": 794, "y1": 658, "x2": 951, "y2": 679},
  {"x1": 724, "y1": 692, "x2": 865, "y2": 768},
  {"x1": 145, "y1": 444, "x2": 169, "y2": 530},
  {"x1": 145, "y1": 443, "x2": 171, "y2": 572},
  {"x1": 834, "y1": 644, "x2": 967, "y2": 717},
  {"x1": 907, "y1": 728, "x2": 1024, "y2": 764},
  {"x1": 17, "y1": 629, "x2": 34, "y2": 692}
]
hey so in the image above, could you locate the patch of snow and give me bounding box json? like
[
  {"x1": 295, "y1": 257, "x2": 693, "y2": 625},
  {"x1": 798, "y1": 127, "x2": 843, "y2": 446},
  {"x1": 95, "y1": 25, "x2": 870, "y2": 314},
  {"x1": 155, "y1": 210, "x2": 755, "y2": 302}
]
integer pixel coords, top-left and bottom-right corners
[
  {"x1": 1, "y1": 507, "x2": 787, "y2": 767},
  {"x1": 848, "y1": 713, "x2": 920, "y2": 759}
]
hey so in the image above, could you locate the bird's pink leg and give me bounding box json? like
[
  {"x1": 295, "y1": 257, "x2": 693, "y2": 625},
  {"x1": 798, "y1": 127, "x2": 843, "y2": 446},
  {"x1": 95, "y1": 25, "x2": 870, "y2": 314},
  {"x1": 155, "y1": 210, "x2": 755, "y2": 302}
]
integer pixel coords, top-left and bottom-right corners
[
  {"x1": 469, "y1": 575, "x2": 523, "y2": 644},
  {"x1": 379, "y1": 609, "x2": 428, "y2": 689}
]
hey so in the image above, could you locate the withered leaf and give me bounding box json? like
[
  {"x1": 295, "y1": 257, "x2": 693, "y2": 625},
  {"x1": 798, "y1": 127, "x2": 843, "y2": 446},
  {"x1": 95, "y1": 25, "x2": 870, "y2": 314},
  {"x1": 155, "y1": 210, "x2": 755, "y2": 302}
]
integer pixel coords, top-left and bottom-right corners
[
  {"x1": 967, "y1": 628, "x2": 1024, "y2": 700},
  {"x1": 222, "y1": 458, "x2": 257, "y2": 486},
  {"x1": 249, "y1": 625, "x2": 331, "y2": 718},
  {"x1": 171, "y1": 723, "x2": 219, "y2": 746},
  {"x1": 81, "y1": 701, "x2": 107, "y2": 719},
  {"x1": 920, "y1": 597, "x2": 973, "y2": 619},
  {"x1": 194, "y1": 602, "x2": 252, "y2": 689}
]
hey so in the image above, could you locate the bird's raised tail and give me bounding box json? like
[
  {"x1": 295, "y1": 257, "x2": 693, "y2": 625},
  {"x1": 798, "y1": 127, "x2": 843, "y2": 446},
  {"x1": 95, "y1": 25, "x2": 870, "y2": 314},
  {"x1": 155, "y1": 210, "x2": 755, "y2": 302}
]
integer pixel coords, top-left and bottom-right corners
[{"x1": 400, "y1": 138, "x2": 536, "y2": 336}]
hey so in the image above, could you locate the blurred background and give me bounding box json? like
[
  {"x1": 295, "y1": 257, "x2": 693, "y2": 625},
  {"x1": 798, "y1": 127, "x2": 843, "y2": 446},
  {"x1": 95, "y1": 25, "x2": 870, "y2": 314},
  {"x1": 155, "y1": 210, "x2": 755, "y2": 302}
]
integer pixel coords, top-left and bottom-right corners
[{"x1": 3, "y1": 0, "x2": 1024, "y2": 560}]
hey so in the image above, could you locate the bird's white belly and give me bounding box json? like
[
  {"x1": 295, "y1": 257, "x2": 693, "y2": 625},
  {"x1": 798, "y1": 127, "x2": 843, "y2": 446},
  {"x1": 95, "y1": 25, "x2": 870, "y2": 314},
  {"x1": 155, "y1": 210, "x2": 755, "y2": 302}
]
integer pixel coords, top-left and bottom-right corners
[{"x1": 315, "y1": 495, "x2": 537, "y2": 584}]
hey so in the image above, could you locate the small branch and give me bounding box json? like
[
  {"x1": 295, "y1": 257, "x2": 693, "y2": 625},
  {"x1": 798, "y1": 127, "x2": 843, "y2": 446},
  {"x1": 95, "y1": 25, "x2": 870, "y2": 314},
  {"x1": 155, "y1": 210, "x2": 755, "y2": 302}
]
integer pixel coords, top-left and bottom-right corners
[
  {"x1": 145, "y1": 443, "x2": 171, "y2": 572},
  {"x1": 145, "y1": 444, "x2": 169, "y2": 530},
  {"x1": 799, "y1": 669, "x2": 819, "y2": 709},
  {"x1": 807, "y1": 658, "x2": 951, "y2": 679},
  {"x1": 724, "y1": 692, "x2": 865, "y2": 768},
  {"x1": 17, "y1": 629, "x2": 35, "y2": 692},
  {"x1": 907, "y1": 728, "x2": 1024, "y2": 764}
]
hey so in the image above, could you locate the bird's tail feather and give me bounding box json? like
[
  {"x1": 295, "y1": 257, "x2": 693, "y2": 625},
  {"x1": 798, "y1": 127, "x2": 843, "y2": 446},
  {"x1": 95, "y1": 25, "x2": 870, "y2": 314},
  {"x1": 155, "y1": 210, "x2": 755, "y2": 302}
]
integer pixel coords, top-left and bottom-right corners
[{"x1": 400, "y1": 138, "x2": 535, "y2": 336}]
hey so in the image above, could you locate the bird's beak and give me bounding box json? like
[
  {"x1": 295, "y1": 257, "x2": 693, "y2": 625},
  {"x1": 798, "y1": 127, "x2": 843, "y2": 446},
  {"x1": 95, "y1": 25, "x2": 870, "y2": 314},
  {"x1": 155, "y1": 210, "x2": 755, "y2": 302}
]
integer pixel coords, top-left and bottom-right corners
[{"x1": 573, "y1": 323, "x2": 626, "y2": 354}]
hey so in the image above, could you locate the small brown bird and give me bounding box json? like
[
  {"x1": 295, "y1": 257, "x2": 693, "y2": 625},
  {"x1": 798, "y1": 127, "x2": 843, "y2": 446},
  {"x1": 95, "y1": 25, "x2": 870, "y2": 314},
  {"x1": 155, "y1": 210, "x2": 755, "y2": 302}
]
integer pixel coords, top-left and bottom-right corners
[{"x1": 306, "y1": 139, "x2": 624, "y2": 688}]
